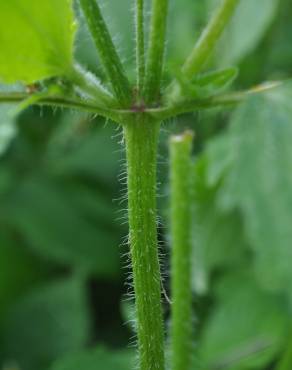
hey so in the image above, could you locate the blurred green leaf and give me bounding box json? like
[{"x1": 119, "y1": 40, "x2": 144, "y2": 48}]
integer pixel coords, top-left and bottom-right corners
[
  {"x1": 0, "y1": 277, "x2": 89, "y2": 370},
  {"x1": 191, "y1": 157, "x2": 248, "y2": 295},
  {"x1": 276, "y1": 336, "x2": 292, "y2": 370},
  {"x1": 46, "y1": 113, "x2": 121, "y2": 183},
  {"x1": 199, "y1": 273, "x2": 288, "y2": 370},
  {"x1": 204, "y1": 133, "x2": 234, "y2": 187},
  {"x1": 264, "y1": 0, "x2": 292, "y2": 76},
  {"x1": 167, "y1": 0, "x2": 208, "y2": 68},
  {"x1": 206, "y1": 82, "x2": 292, "y2": 293},
  {"x1": 0, "y1": 232, "x2": 47, "y2": 316},
  {"x1": 0, "y1": 0, "x2": 76, "y2": 83},
  {"x1": 50, "y1": 347, "x2": 134, "y2": 370},
  {"x1": 210, "y1": 0, "x2": 280, "y2": 65},
  {"x1": 6, "y1": 178, "x2": 120, "y2": 277}
]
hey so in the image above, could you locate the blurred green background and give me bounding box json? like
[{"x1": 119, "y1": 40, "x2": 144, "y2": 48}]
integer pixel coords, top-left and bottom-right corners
[{"x1": 0, "y1": 0, "x2": 292, "y2": 369}]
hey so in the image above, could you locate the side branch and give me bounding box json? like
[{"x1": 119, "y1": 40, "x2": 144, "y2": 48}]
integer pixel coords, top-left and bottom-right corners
[
  {"x1": 0, "y1": 82, "x2": 279, "y2": 123},
  {"x1": 135, "y1": 0, "x2": 145, "y2": 95},
  {"x1": 151, "y1": 82, "x2": 282, "y2": 121},
  {"x1": 144, "y1": 0, "x2": 169, "y2": 104},
  {"x1": 182, "y1": 0, "x2": 240, "y2": 78},
  {"x1": 170, "y1": 131, "x2": 194, "y2": 370},
  {"x1": 79, "y1": 0, "x2": 131, "y2": 105},
  {"x1": 0, "y1": 92, "x2": 124, "y2": 122}
]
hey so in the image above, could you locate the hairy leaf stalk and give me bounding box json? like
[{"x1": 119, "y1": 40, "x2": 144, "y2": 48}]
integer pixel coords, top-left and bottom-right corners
[
  {"x1": 135, "y1": 0, "x2": 145, "y2": 95},
  {"x1": 170, "y1": 131, "x2": 193, "y2": 370},
  {"x1": 183, "y1": 0, "x2": 240, "y2": 78},
  {"x1": 144, "y1": 0, "x2": 169, "y2": 103},
  {"x1": 124, "y1": 117, "x2": 165, "y2": 370},
  {"x1": 79, "y1": 0, "x2": 131, "y2": 105}
]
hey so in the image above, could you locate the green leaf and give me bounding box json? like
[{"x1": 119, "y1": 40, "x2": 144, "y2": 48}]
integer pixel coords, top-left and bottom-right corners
[
  {"x1": 167, "y1": 67, "x2": 237, "y2": 103},
  {"x1": 0, "y1": 231, "x2": 47, "y2": 317},
  {"x1": 167, "y1": 1, "x2": 208, "y2": 66},
  {"x1": 205, "y1": 133, "x2": 235, "y2": 187},
  {"x1": 276, "y1": 336, "x2": 292, "y2": 370},
  {"x1": 46, "y1": 117, "x2": 121, "y2": 183},
  {"x1": 50, "y1": 347, "x2": 134, "y2": 370},
  {"x1": 0, "y1": 0, "x2": 76, "y2": 84},
  {"x1": 192, "y1": 158, "x2": 248, "y2": 295},
  {"x1": 212, "y1": 0, "x2": 280, "y2": 64},
  {"x1": 0, "y1": 277, "x2": 89, "y2": 370},
  {"x1": 206, "y1": 82, "x2": 292, "y2": 293},
  {"x1": 199, "y1": 273, "x2": 288, "y2": 370},
  {"x1": 6, "y1": 178, "x2": 120, "y2": 277}
]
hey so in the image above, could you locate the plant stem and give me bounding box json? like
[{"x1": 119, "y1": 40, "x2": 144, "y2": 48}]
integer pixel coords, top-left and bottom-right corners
[
  {"x1": 79, "y1": 0, "x2": 131, "y2": 105},
  {"x1": 135, "y1": 0, "x2": 145, "y2": 95},
  {"x1": 170, "y1": 131, "x2": 194, "y2": 370},
  {"x1": 124, "y1": 117, "x2": 165, "y2": 370},
  {"x1": 144, "y1": 0, "x2": 169, "y2": 103},
  {"x1": 182, "y1": 0, "x2": 240, "y2": 78}
]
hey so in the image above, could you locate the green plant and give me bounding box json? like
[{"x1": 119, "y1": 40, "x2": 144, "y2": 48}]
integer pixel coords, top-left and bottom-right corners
[{"x1": 0, "y1": 1, "x2": 291, "y2": 370}]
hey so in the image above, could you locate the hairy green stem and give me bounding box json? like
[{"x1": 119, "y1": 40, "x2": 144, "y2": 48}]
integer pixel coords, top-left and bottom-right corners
[
  {"x1": 182, "y1": 0, "x2": 240, "y2": 78},
  {"x1": 135, "y1": 0, "x2": 145, "y2": 95},
  {"x1": 0, "y1": 92, "x2": 125, "y2": 122},
  {"x1": 158, "y1": 82, "x2": 282, "y2": 120},
  {"x1": 144, "y1": 0, "x2": 169, "y2": 103},
  {"x1": 124, "y1": 118, "x2": 165, "y2": 370},
  {"x1": 79, "y1": 0, "x2": 131, "y2": 105},
  {"x1": 170, "y1": 131, "x2": 193, "y2": 370}
]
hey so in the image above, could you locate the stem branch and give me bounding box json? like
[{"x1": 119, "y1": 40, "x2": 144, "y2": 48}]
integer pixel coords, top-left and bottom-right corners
[
  {"x1": 170, "y1": 131, "x2": 194, "y2": 370},
  {"x1": 0, "y1": 92, "x2": 123, "y2": 122},
  {"x1": 79, "y1": 0, "x2": 131, "y2": 105},
  {"x1": 183, "y1": 0, "x2": 240, "y2": 78},
  {"x1": 144, "y1": 0, "x2": 169, "y2": 103},
  {"x1": 135, "y1": 0, "x2": 145, "y2": 95}
]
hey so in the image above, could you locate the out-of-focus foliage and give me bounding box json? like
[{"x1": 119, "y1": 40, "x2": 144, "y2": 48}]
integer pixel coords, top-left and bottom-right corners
[
  {"x1": 191, "y1": 84, "x2": 292, "y2": 369},
  {"x1": 199, "y1": 273, "x2": 288, "y2": 370},
  {"x1": 1, "y1": 278, "x2": 89, "y2": 370},
  {"x1": 0, "y1": 106, "x2": 126, "y2": 369},
  {"x1": 50, "y1": 347, "x2": 134, "y2": 370},
  {"x1": 187, "y1": 0, "x2": 292, "y2": 367},
  {"x1": 0, "y1": 0, "x2": 291, "y2": 369},
  {"x1": 211, "y1": 0, "x2": 280, "y2": 65},
  {"x1": 206, "y1": 83, "x2": 292, "y2": 293}
]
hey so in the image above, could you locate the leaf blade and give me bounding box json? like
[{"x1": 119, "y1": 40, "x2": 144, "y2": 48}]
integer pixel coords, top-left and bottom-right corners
[{"x1": 0, "y1": 0, "x2": 76, "y2": 83}]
